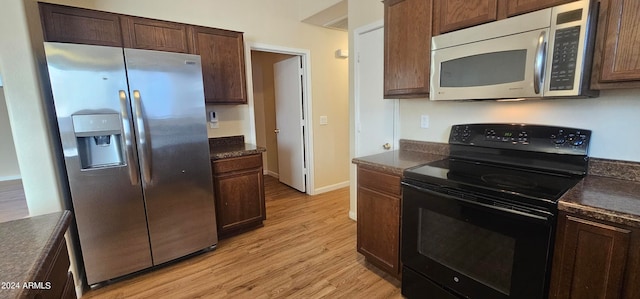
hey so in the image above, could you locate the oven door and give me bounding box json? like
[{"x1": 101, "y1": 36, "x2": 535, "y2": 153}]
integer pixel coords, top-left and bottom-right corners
[{"x1": 401, "y1": 181, "x2": 554, "y2": 299}]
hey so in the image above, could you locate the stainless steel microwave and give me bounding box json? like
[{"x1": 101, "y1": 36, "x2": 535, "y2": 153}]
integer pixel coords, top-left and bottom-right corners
[{"x1": 430, "y1": 0, "x2": 599, "y2": 101}]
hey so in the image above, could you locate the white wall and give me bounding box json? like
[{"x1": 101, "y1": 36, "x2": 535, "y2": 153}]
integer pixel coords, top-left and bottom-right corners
[
  {"x1": 0, "y1": 88, "x2": 21, "y2": 181},
  {"x1": 0, "y1": 0, "x2": 64, "y2": 216},
  {"x1": 398, "y1": 89, "x2": 640, "y2": 162}
]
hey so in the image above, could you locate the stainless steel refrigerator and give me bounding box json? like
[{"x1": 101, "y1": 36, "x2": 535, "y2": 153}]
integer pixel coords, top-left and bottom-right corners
[{"x1": 44, "y1": 42, "x2": 217, "y2": 285}]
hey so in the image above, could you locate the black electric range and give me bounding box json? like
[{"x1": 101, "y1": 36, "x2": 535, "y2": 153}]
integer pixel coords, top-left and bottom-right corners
[{"x1": 401, "y1": 123, "x2": 591, "y2": 299}]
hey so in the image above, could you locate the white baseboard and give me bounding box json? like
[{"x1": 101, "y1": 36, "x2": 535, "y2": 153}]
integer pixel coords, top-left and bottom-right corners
[
  {"x1": 314, "y1": 180, "x2": 349, "y2": 194},
  {"x1": 267, "y1": 171, "x2": 279, "y2": 178},
  {"x1": 349, "y1": 210, "x2": 357, "y2": 221},
  {"x1": 0, "y1": 175, "x2": 21, "y2": 182}
]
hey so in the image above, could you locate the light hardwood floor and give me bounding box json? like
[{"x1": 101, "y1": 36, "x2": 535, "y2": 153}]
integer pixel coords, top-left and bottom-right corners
[
  {"x1": 82, "y1": 176, "x2": 403, "y2": 298},
  {"x1": 0, "y1": 179, "x2": 28, "y2": 223}
]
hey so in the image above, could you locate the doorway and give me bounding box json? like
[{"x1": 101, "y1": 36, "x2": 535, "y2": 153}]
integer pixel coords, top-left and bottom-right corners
[
  {"x1": 0, "y1": 85, "x2": 28, "y2": 222},
  {"x1": 250, "y1": 46, "x2": 313, "y2": 194}
]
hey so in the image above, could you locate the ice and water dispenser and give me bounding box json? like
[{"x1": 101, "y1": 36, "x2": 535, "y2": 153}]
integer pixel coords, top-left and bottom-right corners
[{"x1": 72, "y1": 114, "x2": 125, "y2": 169}]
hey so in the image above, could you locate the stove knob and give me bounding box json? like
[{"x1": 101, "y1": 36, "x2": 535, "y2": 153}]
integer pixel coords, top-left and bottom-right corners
[{"x1": 554, "y1": 135, "x2": 566, "y2": 145}]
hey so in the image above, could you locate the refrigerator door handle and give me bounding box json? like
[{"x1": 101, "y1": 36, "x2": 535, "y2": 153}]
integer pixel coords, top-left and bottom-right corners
[
  {"x1": 119, "y1": 90, "x2": 140, "y2": 186},
  {"x1": 132, "y1": 90, "x2": 152, "y2": 184}
]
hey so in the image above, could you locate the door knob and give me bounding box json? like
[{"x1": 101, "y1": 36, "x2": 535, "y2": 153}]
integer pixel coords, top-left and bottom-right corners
[
  {"x1": 274, "y1": 129, "x2": 280, "y2": 134},
  {"x1": 383, "y1": 143, "x2": 391, "y2": 150}
]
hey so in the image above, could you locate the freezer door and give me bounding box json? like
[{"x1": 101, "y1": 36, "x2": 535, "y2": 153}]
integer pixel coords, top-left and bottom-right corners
[
  {"x1": 44, "y1": 42, "x2": 153, "y2": 285},
  {"x1": 124, "y1": 48, "x2": 217, "y2": 264}
]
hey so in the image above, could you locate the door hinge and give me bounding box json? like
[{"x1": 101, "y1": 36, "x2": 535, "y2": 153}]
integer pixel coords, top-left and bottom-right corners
[{"x1": 299, "y1": 67, "x2": 303, "y2": 76}]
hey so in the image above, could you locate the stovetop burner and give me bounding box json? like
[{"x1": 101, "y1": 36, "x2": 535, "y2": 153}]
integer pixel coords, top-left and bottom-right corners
[
  {"x1": 404, "y1": 158, "x2": 582, "y2": 208},
  {"x1": 481, "y1": 173, "x2": 539, "y2": 190}
]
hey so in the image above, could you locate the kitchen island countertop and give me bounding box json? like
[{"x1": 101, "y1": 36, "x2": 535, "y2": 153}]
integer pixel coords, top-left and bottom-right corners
[{"x1": 0, "y1": 211, "x2": 72, "y2": 299}]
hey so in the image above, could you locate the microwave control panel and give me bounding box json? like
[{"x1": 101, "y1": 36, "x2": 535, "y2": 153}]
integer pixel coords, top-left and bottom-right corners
[{"x1": 549, "y1": 26, "x2": 581, "y2": 91}]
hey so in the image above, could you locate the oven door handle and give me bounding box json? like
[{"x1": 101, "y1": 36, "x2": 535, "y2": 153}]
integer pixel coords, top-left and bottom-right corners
[{"x1": 404, "y1": 183, "x2": 553, "y2": 224}]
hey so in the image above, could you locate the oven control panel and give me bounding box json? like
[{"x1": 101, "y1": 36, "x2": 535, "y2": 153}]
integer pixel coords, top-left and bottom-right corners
[{"x1": 450, "y1": 123, "x2": 591, "y2": 155}]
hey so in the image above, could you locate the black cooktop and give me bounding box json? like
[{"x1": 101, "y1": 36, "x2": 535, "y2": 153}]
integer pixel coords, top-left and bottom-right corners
[
  {"x1": 404, "y1": 158, "x2": 582, "y2": 204},
  {"x1": 403, "y1": 124, "x2": 591, "y2": 210}
]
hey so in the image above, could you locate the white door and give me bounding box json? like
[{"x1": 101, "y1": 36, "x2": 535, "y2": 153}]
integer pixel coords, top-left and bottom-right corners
[
  {"x1": 356, "y1": 25, "x2": 396, "y2": 157},
  {"x1": 274, "y1": 56, "x2": 306, "y2": 192}
]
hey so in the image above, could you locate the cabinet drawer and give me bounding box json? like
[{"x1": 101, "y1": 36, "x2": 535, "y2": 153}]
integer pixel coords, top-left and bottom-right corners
[
  {"x1": 212, "y1": 154, "x2": 262, "y2": 174},
  {"x1": 358, "y1": 167, "x2": 401, "y2": 196}
]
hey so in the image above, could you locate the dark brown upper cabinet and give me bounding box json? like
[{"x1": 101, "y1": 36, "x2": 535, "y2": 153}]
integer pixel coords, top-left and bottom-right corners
[
  {"x1": 591, "y1": 0, "x2": 640, "y2": 89},
  {"x1": 433, "y1": 0, "x2": 499, "y2": 35},
  {"x1": 39, "y1": 2, "x2": 123, "y2": 47},
  {"x1": 38, "y1": 3, "x2": 249, "y2": 105},
  {"x1": 506, "y1": 0, "x2": 577, "y2": 17},
  {"x1": 120, "y1": 16, "x2": 192, "y2": 53},
  {"x1": 383, "y1": 0, "x2": 433, "y2": 99},
  {"x1": 431, "y1": 0, "x2": 577, "y2": 35},
  {"x1": 190, "y1": 26, "x2": 248, "y2": 104}
]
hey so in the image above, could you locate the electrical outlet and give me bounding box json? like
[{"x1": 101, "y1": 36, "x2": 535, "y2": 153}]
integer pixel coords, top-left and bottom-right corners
[
  {"x1": 421, "y1": 115, "x2": 430, "y2": 128},
  {"x1": 320, "y1": 115, "x2": 328, "y2": 125}
]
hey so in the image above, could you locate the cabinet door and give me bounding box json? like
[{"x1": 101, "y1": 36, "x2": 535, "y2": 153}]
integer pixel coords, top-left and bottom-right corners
[
  {"x1": 592, "y1": 0, "x2": 640, "y2": 88},
  {"x1": 384, "y1": 0, "x2": 432, "y2": 99},
  {"x1": 550, "y1": 214, "x2": 630, "y2": 299},
  {"x1": 433, "y1": 0, "x2": 499, "y2": 35},
  {"x1": 121, "y1": 16, "x2": 192, "y2": 53},
  {"x1": 357, "y1": 187, "x2": 400, "y2": 276},
  {"x1": 357, "y1": 167, "x2": 401, "y2": 276},
  {"x1": 214, "y1": 168, "x2": 265, "y2": 233},
  {"x1": 506, "y1": 0, "x2": 576, "y2": 16},
  {"x1": 191, "y1": 27, "x2": 248, "y2": 104},
  {"x1": 38, "y1": 3, "x2": 123, "y2": 47}
]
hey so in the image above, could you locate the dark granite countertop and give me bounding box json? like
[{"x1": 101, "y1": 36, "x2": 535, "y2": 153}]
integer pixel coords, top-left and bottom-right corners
[
  {"x1": 352, "y1": 150, "x2": 447, "y2": 176},
  {"x1": 210, "y1": 143, "x2": 266, "y2": 160},
  {"x1": 209, "y1": 135, "x2": 266, "y2": 160},
  {"x1": 559, "y1": 176, "x2": 640, "y2": 228},
  {"x1": 0, "y1": 211, "x2": 72, "y2": 299}
]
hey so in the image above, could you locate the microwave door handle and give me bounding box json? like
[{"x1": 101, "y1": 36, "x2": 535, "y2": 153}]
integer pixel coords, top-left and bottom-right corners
[{"x1": 534, "y1": 31, "x2": 547, "y2": 94}]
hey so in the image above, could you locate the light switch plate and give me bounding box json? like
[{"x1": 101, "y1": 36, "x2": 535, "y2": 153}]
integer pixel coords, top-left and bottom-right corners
[
  {"x1": 320, "y1": 115, "x2": 328, "y2": 125},
  {"x1": 421, "y1": 115, "x2": 429, "y2": 128}
]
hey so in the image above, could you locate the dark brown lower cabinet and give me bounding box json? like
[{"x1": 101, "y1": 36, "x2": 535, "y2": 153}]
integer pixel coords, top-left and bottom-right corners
[
  {"x1": 356, "y1": 166, "x2": 402, "y2": 277},
  {"x1": 212, "y1": 154, "x2": 265, "y2": 238},
  {"x1": 550, "y1": 211, "x2": 640, "y2": 299},
  {"x1": 22, "y1": 226, "x2": 76, "y2": 299}
]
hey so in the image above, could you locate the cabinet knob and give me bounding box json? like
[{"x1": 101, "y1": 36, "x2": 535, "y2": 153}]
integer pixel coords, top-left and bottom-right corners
[{"x1": 383, "y1": 143, "x2": 391, "y2": 150}]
